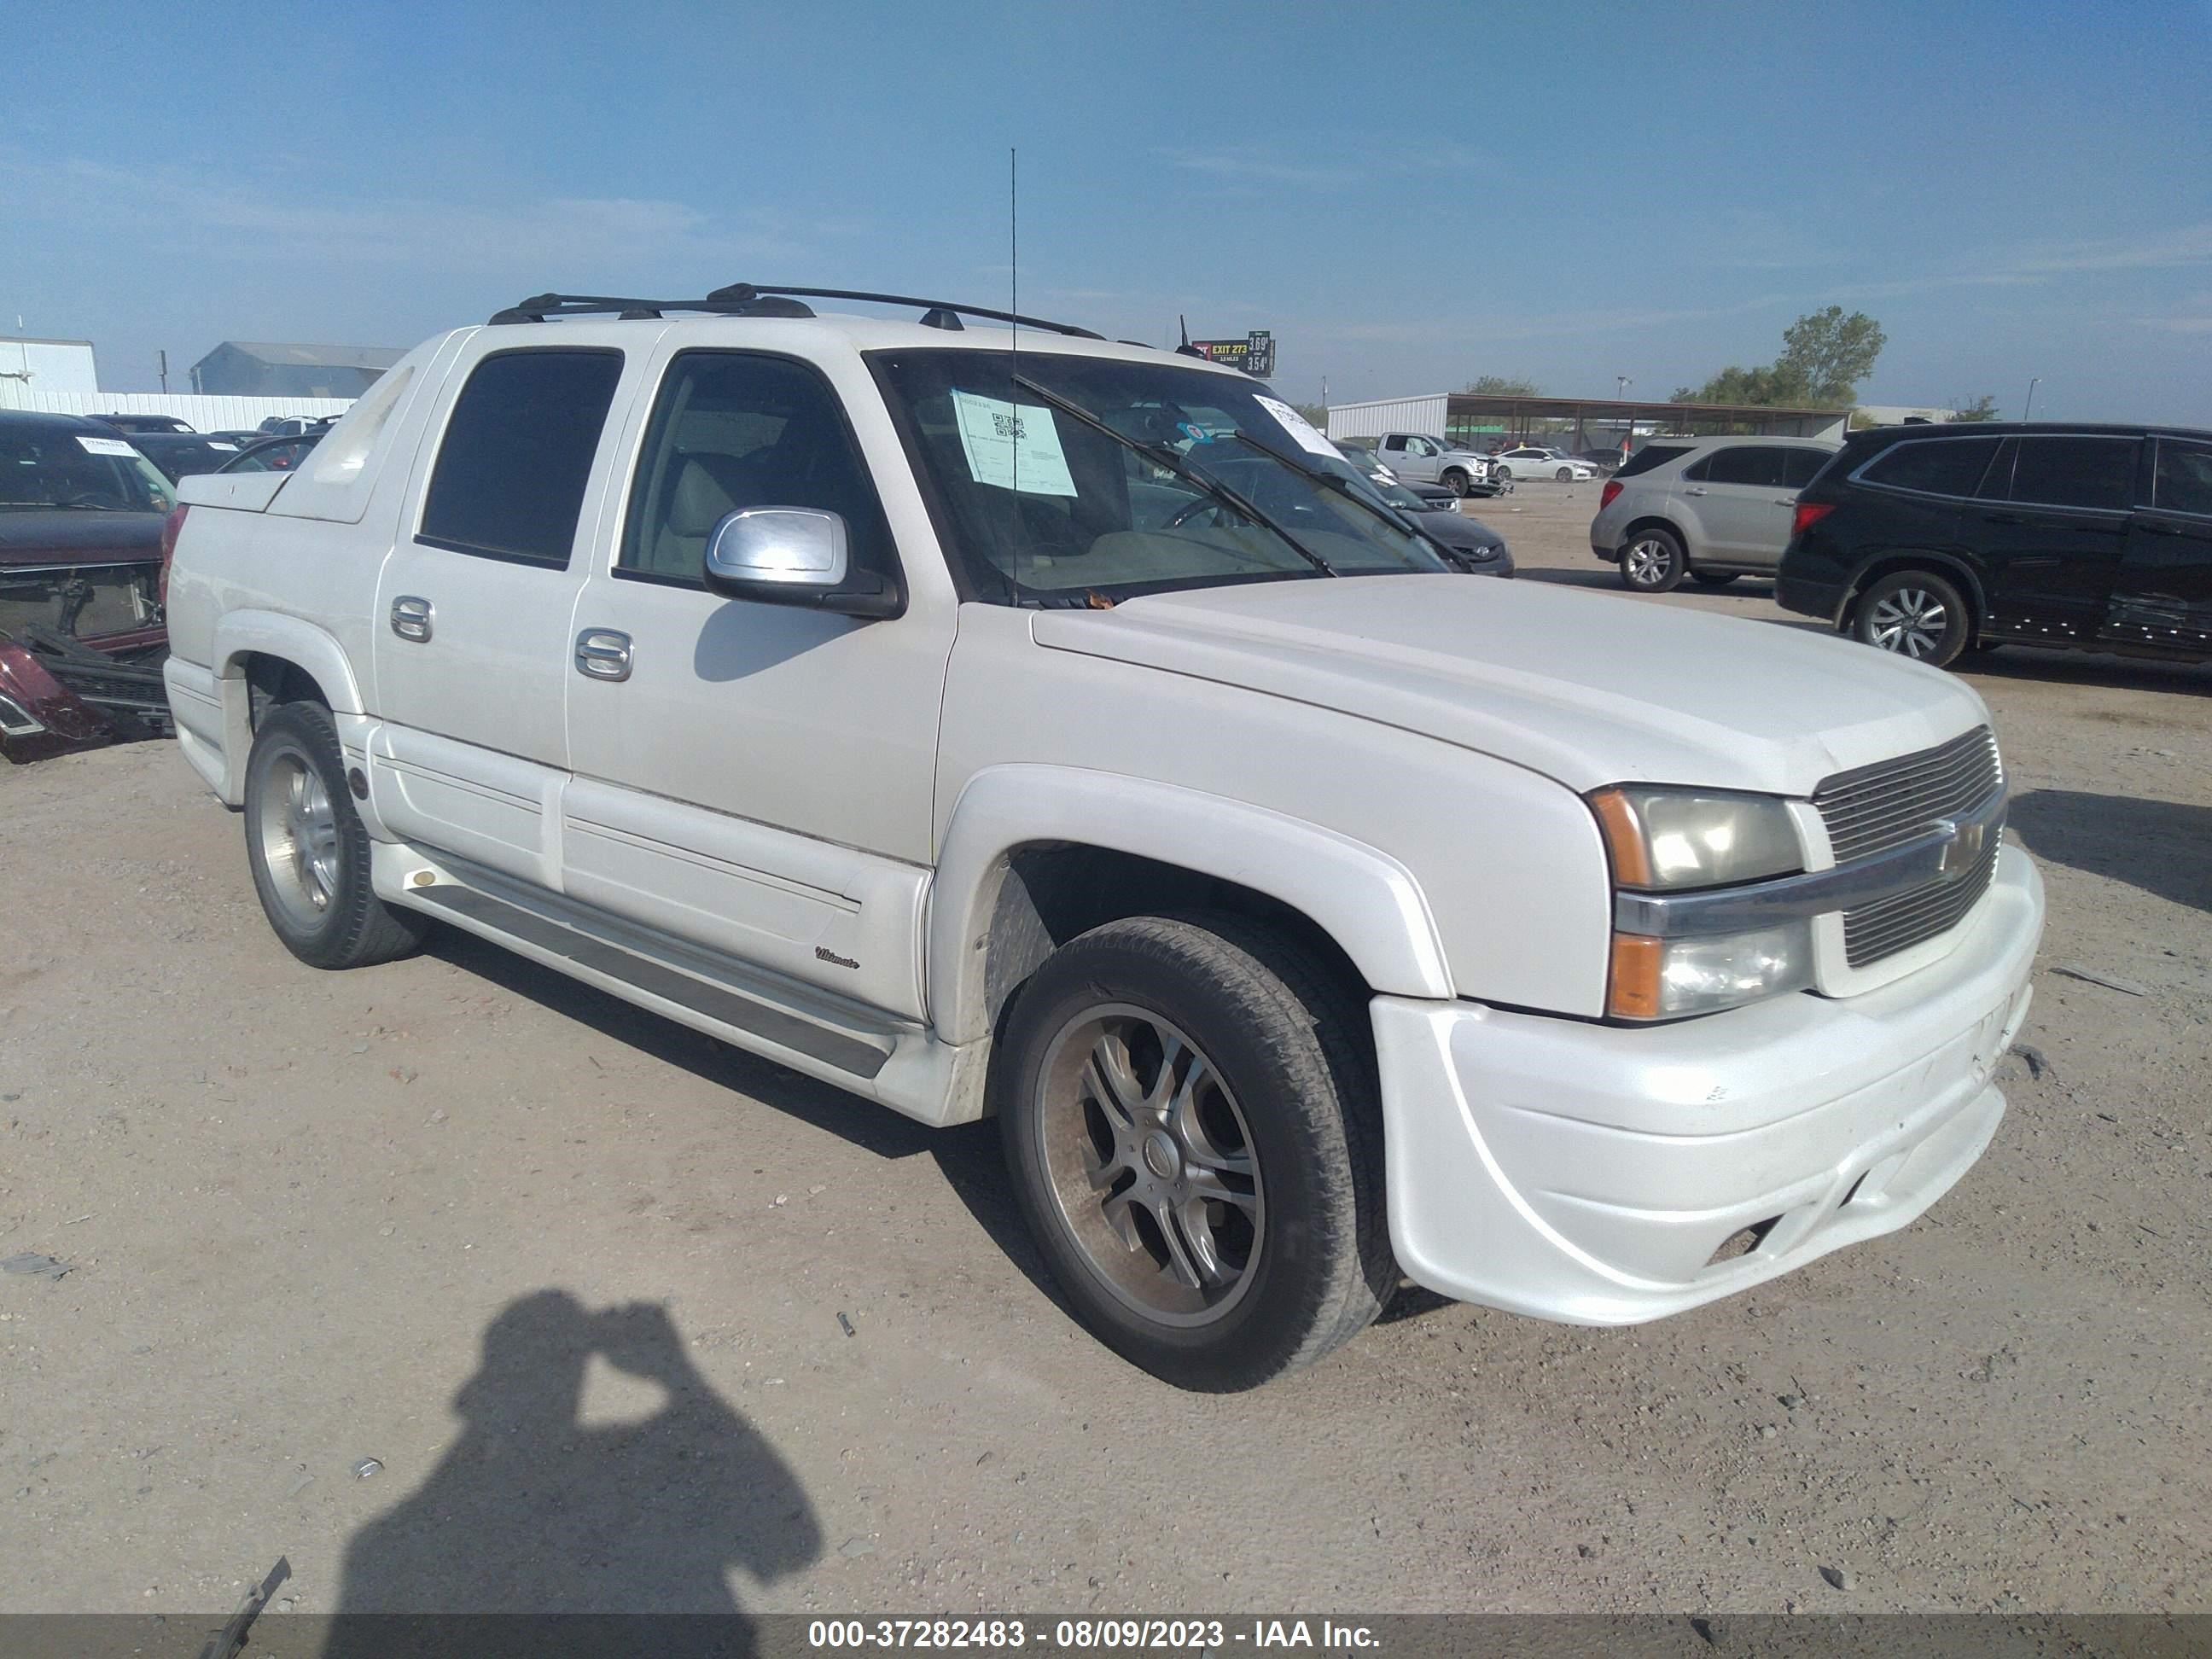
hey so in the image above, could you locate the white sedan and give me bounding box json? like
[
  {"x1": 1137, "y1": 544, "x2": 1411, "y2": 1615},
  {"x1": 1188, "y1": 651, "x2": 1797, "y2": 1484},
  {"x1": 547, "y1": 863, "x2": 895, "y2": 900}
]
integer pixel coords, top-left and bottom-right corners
[{"x1": 1492, "y1": 445, "x2": 1595, "y2": 481}]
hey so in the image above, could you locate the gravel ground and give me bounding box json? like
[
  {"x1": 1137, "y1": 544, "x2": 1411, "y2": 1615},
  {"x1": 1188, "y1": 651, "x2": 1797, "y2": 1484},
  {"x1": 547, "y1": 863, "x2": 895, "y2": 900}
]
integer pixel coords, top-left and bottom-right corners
[{"x1": 2, "y1": 484, "x2": 2207, "y2": 1618}]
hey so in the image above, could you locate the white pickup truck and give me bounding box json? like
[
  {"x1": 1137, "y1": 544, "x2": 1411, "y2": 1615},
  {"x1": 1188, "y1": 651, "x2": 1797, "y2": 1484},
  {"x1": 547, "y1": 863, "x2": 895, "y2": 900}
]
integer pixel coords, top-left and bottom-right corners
[
  {"x1": 161, "y1": 285, "x2": 2043, "y2": 1390},
  {"x1": 1365, "y1": 431, "x2": 1499, "y2": 497}
]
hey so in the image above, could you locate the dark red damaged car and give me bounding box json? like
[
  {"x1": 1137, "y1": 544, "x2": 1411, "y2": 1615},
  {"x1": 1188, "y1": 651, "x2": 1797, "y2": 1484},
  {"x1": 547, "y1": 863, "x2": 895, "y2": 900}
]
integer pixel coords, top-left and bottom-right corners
[{"x1": 0, "y1": 409, "x2": 178, "y2": 761}]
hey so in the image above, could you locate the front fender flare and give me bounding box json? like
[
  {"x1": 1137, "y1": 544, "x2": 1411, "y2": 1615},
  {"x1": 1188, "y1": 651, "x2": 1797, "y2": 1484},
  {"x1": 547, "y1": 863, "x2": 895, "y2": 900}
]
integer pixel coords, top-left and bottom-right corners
[{"x1": 928, "y1": 765, "x2": 1455, "y2": 1045}]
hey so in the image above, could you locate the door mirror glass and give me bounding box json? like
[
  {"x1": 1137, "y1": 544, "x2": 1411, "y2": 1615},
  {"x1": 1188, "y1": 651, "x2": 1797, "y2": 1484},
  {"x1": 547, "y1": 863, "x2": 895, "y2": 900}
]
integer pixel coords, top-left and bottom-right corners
[{"x1": 704, "y1": 506, "x2": 850, "y2": 596}]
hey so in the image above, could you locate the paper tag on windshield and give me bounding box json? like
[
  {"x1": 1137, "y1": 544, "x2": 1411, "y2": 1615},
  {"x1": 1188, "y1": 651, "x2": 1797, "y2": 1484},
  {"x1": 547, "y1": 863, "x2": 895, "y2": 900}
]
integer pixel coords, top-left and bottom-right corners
[
  {"x1": 76, "y1": 435, "x2": 137, "y2": 457},
  {"x1": 1253, "y1": 395, "x2": 1341, "y2": 460},
  {"x1": 950, "y1": 390, "x2": 1077, "y2": 497}
]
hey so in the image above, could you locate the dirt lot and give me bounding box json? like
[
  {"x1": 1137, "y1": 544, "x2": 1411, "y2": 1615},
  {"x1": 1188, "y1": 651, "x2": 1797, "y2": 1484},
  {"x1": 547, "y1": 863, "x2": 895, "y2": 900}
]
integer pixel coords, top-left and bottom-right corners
[{"x1": 3, "y1": 483, "x2": 2208, "y2": 1618}]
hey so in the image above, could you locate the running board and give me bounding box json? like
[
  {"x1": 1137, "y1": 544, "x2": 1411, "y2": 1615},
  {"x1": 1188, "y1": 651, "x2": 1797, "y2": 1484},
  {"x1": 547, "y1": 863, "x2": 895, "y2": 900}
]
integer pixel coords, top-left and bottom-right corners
[
  {"x1": 413, "y1": 883, "x2": 892, "y2": 1078},
  {"x1": 372, "y1": 847, "x2": 992, "y2": 1128}
]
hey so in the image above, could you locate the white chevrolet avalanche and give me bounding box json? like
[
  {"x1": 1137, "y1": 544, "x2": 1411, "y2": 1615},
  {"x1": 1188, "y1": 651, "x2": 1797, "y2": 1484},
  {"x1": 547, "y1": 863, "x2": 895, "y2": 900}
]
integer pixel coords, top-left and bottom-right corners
[{"x1": 160, "y1": 286, "x2": 2043, "y2": 1390}]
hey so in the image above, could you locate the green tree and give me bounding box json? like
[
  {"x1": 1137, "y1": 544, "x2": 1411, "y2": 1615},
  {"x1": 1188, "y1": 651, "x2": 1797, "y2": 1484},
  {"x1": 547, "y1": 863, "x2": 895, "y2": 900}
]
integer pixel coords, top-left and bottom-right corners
[
  {"x1": 1777, "y1": 306, "x2": 1887, "y2": 405},
  {"x1": 1950, "y1": 395, "x2": 2002, "y2": 422},
  {"x1": 1675, "y1": 308, "x2": 1886, "y2": 408},
  {"x1": 1674, "y1": 361, "x2": 1813, "y2": 406},
  {"x1": 1463, "y1": 375, "x2": 1544, "y2": 397}
]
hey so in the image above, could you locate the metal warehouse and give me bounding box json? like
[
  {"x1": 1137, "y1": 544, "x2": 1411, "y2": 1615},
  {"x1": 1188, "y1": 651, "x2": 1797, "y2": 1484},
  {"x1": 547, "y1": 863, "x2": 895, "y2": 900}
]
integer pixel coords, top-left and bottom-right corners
[{"x1": 189, "y1": 341, "x2": 406, "y2": 398}]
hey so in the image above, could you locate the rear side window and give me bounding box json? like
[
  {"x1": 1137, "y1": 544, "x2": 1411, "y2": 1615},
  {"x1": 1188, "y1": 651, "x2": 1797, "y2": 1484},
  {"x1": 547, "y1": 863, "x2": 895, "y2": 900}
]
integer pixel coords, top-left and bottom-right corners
[
  {"x1": 419, "y1": 349, "x2": 623, "y2": 566},
  {"x1": 1781, "y1": 448, "x2": 1830, "y2": 488},
  {"x1": 1858, "y1": 436, "x2": 2002, "y2": 499},
  {"x1": 2153, "y1": 438, "x2": 2212, "y2": 518},
  {"x1": 1614, "y1": 442, "x2": 1691, "y2": 480},
  {"x1": 1691, "y1": 446, "x2": 1790, "y2": 487},
  {"x1": 2006, "y1": 434, "x2": 2140, "y2": 513}
]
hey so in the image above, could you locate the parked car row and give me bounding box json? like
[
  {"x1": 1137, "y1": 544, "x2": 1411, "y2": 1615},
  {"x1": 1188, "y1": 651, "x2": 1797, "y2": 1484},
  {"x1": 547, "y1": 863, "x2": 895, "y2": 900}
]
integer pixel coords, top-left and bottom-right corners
[{"x1": 1586, "y1": 422, "x2": 2212, "y2": 670}]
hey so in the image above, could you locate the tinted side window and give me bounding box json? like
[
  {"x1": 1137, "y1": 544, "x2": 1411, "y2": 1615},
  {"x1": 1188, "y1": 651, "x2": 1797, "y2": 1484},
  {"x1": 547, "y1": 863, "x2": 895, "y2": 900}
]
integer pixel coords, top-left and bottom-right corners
[
  {"x1": 1860, "y1": 436, "x2": 2002, "y2": 498},
  {"x1": 1780, "y1": 448, "x2": 1831, "y2": 488},
  {"x1": 619, "y1": 351, "x2": 897, "y2": 588},
  {"x1": 1701, "y1": 446, "x2": 1788, "y2": 487},
  {"x1": 2153, "y1": 438, "x2": 2212, "y2": 517},
  {"x1": 2007, "y1": 435, "x2": 2140, "y2": 513},
  {"x1": 1614, "y1": 442, "x2": 1691, "y2": 480},
  {"x1": 420, "y1": 350, "x2": 623, "y2": 566}
]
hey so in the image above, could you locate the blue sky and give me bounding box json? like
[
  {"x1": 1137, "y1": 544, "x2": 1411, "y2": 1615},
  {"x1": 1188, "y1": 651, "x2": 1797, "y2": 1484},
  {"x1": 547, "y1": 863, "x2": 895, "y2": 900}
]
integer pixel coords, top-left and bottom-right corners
[{"x1": 4, "y1": 1, "x2": 2207, "y2": 420}]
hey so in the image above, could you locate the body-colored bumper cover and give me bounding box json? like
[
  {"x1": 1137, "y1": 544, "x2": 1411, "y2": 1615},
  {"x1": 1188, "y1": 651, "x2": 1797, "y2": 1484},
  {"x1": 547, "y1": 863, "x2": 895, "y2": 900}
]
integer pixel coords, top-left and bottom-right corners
[{"x1": 1373, "y1": 843, "x2": 2043, "y2": 1324}]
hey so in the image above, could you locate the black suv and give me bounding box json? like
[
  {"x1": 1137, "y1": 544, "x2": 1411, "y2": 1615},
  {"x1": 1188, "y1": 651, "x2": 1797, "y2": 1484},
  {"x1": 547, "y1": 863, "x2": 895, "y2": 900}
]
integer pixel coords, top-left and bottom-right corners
[{"x1": 1777, "y1": 422, "x2": 2212, "y2": 669}]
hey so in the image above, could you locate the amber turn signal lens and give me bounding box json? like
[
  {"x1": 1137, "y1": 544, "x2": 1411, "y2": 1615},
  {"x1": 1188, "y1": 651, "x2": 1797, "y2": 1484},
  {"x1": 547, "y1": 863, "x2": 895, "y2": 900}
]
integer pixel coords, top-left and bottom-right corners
[
  {"x1": 1608, "y1": 934, "x2": 1664, "y2": 1021},
  {"x1": 1587, "y1": 788, "x2": 1655, "y2": 888}
]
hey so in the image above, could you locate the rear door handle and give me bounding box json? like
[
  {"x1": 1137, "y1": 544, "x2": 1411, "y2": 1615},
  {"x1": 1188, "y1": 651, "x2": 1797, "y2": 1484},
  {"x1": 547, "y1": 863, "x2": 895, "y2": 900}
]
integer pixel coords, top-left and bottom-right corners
[
  {"x1": 390, "y1": 596, "x2": 433, "y2": 642},
  {"x1": 574, "y1": 627, "x2": 633, "y2": 682},
  {"x1": 1681, "y1": 486, "x2": 1708, "y2": 497},
  {"x1": 1984, "y1": 512, "x2": 2024, "y2": 525}
]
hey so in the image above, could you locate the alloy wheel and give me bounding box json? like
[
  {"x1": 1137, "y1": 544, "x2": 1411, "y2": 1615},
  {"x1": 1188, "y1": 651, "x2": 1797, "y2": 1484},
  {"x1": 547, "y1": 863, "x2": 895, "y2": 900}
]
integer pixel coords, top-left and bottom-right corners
[
  {"x1": 1866, "y1": 586, "x2": 1948, "y2": 658},
  {"x1": 1624, "y1": 537, "x2": 1675, "y2": 587},
  {"x1": 253, "y1": 745, "x2": 341, "y2": 927},
  {"x1": 1033, "y1": 1004, "x2": 1264, "y2": 1326}
]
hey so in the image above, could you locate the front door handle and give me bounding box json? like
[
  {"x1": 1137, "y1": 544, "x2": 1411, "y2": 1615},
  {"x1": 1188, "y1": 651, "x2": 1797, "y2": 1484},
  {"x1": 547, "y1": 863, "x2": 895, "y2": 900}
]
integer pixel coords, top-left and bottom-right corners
[
  {"x1": 1681, "y1": 486, "x2": 1708, "y2": 497},
  {"x1": 390, "y1": 595, "x2": 433, "y2": 642},
  {"x1": 574, "y1": 627, "x2": 633, "y2": 682}
]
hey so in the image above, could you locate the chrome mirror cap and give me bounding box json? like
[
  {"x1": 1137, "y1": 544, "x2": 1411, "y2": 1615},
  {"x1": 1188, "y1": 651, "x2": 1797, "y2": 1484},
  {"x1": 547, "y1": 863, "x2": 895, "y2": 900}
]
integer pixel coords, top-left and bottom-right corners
[{"x1": 704, "y1": 506, "x2": 850, "y2": 588}]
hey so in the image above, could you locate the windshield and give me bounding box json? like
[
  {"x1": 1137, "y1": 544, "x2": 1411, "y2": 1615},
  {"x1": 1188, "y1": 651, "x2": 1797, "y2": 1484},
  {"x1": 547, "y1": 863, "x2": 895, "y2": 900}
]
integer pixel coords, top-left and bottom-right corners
[
  {"x1": 0, "y1": 427, "x2": 175, "y2": 512},
  {"x1": 870, "y1": 350, "x2": 1447, "y2": 603}
]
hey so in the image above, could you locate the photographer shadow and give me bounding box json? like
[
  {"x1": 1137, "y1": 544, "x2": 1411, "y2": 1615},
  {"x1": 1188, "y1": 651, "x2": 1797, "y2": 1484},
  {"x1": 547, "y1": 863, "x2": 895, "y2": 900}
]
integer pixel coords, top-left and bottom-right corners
[{"x1": 323, "y1": 1289, "x2": 818, "y2": 1656}]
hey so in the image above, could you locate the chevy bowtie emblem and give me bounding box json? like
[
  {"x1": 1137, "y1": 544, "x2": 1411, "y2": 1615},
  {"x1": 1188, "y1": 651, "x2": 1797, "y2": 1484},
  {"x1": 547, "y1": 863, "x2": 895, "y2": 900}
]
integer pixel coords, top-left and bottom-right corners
[{"x1": 1936, "y1": 817, "x2": 1986, "y2": 879}]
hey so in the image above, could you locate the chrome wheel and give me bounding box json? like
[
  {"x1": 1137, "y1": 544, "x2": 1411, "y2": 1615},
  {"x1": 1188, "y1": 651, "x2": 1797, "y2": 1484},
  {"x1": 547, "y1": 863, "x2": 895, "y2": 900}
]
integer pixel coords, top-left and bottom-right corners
[
  {"x1": 1867, "y1": 586, "x2": 1948, "y2": 658},
  {"x1": 1034, "y1": 1004, "x2": 1263, "y2": 1325},
  {"x1": 1624, "y1": 536, "x2": 1674, "y2": 586},
  {"x1": 253, "y1": 743, "x2": 341, "y2": 926}
]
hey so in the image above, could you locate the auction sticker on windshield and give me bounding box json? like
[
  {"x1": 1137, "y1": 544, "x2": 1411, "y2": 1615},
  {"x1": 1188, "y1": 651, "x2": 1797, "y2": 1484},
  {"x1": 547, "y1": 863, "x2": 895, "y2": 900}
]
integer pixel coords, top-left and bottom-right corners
[
  {"x1": 1254, "y1": 395, "x2": 1341, "y2": 461},
  {"x1": 951, "y1": 389, "x2": 1077, "y2": 497},
  {"x1": 75, "y1": 436, "x2": 138, "y2": 457}
]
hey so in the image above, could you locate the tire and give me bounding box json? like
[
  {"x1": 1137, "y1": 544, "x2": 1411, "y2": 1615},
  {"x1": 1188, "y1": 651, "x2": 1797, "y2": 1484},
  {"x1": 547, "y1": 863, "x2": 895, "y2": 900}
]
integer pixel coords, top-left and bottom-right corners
[
  {"x1": 1851, "y1": 569, "x2": 1970, "y2": 668},
  {"x1": 997, "y1": 914, "x2": 1392, "y2": 1392},
  {"x1": 242, "y1": 701, "x2": 429, "y2": 969},
  {"x1": 1493, "y1": 463, "x2": 1512, "y2": 481},
  {"x1": 1618, "y1": 525, "x2": 1688, "y2": 593},
  {"x1": 1556, "y1": 466, "x2": 1573, "y2": 480},
  {"x1": 1690, "y1": 571, "x2": 1741, "y2": 588},
  {"x1": 1441, "y1": 468, "x2": 1470, "y2": 498}
]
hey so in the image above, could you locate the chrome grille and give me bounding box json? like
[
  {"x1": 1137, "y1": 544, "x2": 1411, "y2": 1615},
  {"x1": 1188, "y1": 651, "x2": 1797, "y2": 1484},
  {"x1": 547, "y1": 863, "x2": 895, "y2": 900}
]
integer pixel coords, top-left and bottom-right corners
[
  {"x1": 1841, "y1": 831, "x2": 2000, "y2": 967},
  {"x1": 1813, "y1": 726, "x2": 2005, "y2": 969},
  {"x1": 1813, "y1": 726, "x2": 2002, "y2": 864}
]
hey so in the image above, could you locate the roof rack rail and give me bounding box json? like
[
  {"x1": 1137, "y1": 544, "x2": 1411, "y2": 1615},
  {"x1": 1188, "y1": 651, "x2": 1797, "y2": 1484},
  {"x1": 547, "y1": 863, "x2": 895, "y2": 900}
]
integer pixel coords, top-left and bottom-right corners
[{"x1": 487, "y1": 284, "x2": 1103, "y2": 339}]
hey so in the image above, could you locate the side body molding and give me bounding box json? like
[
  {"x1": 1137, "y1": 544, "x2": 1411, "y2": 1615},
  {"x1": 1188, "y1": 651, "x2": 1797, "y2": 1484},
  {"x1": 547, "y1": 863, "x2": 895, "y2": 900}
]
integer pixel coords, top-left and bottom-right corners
[{"x1": 928, "y1": 764, "x2": 1455, "y2": 1045}]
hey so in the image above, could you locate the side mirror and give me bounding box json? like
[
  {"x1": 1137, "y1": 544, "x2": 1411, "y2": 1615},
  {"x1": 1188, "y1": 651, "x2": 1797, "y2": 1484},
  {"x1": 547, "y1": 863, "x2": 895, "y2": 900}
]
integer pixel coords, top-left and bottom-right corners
[{"x1": 701, "y1": 507, "x2": 901, "y2": 618}]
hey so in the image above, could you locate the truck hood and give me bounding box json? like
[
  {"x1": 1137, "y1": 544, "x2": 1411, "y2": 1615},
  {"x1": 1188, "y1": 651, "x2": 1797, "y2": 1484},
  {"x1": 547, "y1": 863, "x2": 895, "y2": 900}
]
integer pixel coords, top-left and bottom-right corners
[
  {"x1": 1031, "y1": 574, "x2": 1989, "y2": 796},
  {"x1": 0, "y1": 509, "x2": 163, "y2": 568}
]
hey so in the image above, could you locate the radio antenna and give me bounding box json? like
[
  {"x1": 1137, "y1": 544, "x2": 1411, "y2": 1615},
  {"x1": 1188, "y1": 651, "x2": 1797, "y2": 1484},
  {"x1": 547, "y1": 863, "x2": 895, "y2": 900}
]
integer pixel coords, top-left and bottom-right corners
[{"x1": 1010, "y1": 146, "x2": 1023, "y2": 594}]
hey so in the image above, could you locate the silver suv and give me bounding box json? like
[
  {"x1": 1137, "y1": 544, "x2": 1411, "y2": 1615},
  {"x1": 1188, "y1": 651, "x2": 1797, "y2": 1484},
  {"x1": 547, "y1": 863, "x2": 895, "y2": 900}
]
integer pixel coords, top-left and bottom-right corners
[{"x1": 1589, "y1": 436, "x2": 1840, "y2": 592}]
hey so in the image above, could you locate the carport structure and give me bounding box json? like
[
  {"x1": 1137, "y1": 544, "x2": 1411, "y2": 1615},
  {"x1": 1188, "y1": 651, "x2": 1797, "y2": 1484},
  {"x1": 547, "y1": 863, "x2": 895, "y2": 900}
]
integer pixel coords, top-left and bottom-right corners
[{"x1": 1328, "y1": 393, "x2": 1849, "y2": 454}]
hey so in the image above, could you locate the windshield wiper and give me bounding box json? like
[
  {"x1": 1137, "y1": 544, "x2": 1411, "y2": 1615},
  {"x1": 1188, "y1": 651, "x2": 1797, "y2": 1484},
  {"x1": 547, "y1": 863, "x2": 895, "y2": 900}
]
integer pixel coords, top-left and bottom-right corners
[
  {"x1": 1009, "y1": 375, "x2": 1337, "y2": 578},
  {"x1": 1208, "y1": 429, "x2": 1460, "y2": 568}
]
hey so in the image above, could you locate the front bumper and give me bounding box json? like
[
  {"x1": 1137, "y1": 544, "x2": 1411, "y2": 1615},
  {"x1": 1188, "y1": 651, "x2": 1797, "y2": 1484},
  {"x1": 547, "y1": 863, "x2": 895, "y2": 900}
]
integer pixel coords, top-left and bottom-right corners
[{"x1": 1371, "y1": 843, "x2": 2043, "y2": 1324}]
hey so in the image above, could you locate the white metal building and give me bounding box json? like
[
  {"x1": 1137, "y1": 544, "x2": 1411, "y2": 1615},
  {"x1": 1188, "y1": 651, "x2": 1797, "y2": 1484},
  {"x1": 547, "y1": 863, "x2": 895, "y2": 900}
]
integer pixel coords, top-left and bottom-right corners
[
  {"x1": 1325, "y1": 395, "x2": 1451, "y2": 442},
  {"x1": 0, "y1": 336, "x2": 99, "y2": 404}
]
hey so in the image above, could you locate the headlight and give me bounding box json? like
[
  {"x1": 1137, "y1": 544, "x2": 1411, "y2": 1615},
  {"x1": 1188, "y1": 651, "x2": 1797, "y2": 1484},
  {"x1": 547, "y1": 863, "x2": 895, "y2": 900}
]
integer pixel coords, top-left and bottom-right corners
[
  {"x1": 1608, "y1": 922, "x2": 1815, "y2": 1020},
  {"x1": 1588, "y1": 786, "x2": 1801, "y2": 889},
  {"x1": 1589, "y1": 787, "x2": 1811, "y2": 1020}
]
